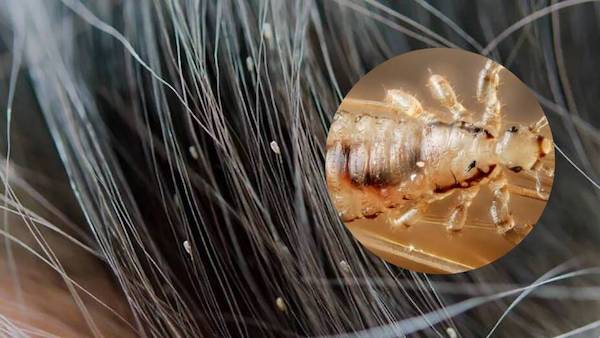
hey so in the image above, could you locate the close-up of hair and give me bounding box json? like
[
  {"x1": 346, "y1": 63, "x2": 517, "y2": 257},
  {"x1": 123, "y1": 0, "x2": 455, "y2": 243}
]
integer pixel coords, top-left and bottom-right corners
[{"x1": 1, "y1": 0, "x2": 600, "y2": 337}]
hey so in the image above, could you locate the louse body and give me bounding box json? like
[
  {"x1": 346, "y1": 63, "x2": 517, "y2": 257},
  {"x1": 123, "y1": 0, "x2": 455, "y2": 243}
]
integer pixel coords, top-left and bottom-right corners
[{"x1": 326, "y1": 60, "x2": 554, "y2": 233}]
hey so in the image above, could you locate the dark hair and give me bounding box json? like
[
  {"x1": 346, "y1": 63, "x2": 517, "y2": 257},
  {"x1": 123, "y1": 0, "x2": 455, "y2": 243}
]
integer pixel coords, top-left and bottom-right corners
[{"x1": 1, "y1": 1, "x2": 599, "y2": 337}]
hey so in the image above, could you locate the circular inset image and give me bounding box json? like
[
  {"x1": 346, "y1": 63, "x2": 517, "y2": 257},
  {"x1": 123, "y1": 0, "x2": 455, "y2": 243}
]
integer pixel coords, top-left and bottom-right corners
[{"x1": 325, "y1": 48, "x2": 555, "y2": 274}]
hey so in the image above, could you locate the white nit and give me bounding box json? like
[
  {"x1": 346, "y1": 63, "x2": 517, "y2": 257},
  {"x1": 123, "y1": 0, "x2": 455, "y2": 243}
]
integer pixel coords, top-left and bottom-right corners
[
  {"x1": 246, "y1": 56, "x2": 254, "y2": 72},
  {"x1": 183, "y1": 240, "x2": 192, "y2": 256},
  {"x1": 189, "y1": 146, "x2": 199, "y2": 159},
  {"x1": 270, "y1": 141, "x2": 281, "y2": 154},
  {"x1": 416, "y1": 161, "x2": 425, "y2": 168},
  {"x1": 278, "y1": 242, "x2": 290, "y2": 257},
  {"x1": 410, "y1": 173, "x2": 417, "y2": 181},
  {"x1": 446, "y1": 327, "x2": 458, "y2": 338},
  {"x1": 275, "y1": 297, "x2": 287, "y2": 312},
  {"x1": 339, "y1": 260, "x2": 351, "y2": 273},
  {"x1": 262, "y1": 23, "x2": 273, "y2": 41},
  {"x1": 407, "y1": 244, "x2": 415, "y2": 252}
]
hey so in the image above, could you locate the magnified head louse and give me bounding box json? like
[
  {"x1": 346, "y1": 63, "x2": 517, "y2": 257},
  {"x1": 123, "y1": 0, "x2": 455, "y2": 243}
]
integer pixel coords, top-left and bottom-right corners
[{"x1": 326, "y1": 60, "x2": 554, "y2": 234}]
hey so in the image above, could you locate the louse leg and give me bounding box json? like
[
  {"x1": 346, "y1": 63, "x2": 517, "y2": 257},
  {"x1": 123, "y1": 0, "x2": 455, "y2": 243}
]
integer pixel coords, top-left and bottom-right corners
[
  {"x1": 388, "y1": 200, "x2": 428, "y2": 228},
  {"x1": 488, "y1": 170, "x2": 516, "y2": 233},
  {"x1": 387, "y1": 189, "x2": 453, "y2": 229},
  {"x1": 383, "y1": 89, "x2": 438, "y2": 123},
  {"x1": 523, "y1": 161, "x2": 554, "y2": 199},
  {"x1": 477, "y1": 60, "x2": 503, "y2": 136},
  {"x1": 383, "y1": 89, "x2": 423, "y2": 118},
  {"x1": 507, "y1": 183, "x2": 549, "y2": 201},
  {"x1": 446, "y1": 185, "x2": 480, "y2": 231},
  {"x1": 533, "y1": 171, "x2": 545, "y2": 198},
  {"x1": 529, "y1": 115, "x2": 549, "y2": 134},
  {"x1": 427, "y1": 73, "x2": 470, "y2": 121}
]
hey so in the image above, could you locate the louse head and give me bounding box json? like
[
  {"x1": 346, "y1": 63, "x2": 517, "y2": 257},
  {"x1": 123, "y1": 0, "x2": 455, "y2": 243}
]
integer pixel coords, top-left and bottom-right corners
[{"x1": 496, "y1": 118, "x2": 552, "y2": 173}]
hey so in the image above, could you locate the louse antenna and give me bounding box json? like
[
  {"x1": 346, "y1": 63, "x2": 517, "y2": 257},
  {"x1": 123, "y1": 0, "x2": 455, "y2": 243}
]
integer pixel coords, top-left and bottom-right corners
[{"x1": 529, "y1": 116, "x2": 548, "y2": 133}]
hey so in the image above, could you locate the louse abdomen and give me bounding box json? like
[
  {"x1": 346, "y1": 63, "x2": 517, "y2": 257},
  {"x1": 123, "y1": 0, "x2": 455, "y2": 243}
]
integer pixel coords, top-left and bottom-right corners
[{"x1": 326, "y1": 114, "x2": 423, "y2": 188}]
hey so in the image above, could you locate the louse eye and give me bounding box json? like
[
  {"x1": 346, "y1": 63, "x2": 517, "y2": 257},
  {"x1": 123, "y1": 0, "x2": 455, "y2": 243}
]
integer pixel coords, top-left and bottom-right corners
[
  {"x1": 508, "y1": 126, "x2": 519, "y2": 133},
  {"x1": 466, "y1": 160, "x2": 476, "y2": 171},
  {"x1": 510, "y1": 166, "x2": 523, "y2": 173}
]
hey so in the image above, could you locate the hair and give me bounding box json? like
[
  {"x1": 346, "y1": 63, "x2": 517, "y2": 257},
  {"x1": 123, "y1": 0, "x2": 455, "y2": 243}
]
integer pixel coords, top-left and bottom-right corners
[{"x1": 1, "y1": 0, "x2": 600, "y2": 337}]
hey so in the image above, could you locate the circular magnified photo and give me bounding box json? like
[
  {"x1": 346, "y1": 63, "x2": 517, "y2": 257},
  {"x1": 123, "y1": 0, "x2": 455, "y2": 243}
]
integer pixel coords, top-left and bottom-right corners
[{"x1": 325, "y1": 48, "x2": 555, "y2": 274}]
